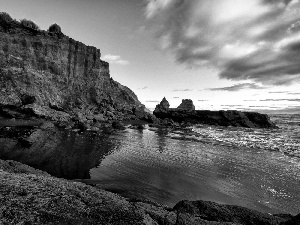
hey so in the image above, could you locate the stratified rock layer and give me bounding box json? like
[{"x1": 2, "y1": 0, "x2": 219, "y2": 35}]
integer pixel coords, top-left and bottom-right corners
[
  {"x1": 0, "y1": 159, "x2": 298, "y2": 225},
  {"x1": 0, "y1": 18, "x2": 147, "y2": 122},
  {"x1": 154, "y1": 98, "x2": 276, "y2": 128}
]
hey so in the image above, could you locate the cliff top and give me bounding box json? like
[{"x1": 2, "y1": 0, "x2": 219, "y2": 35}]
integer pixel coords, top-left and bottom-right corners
[{"x1": 0, "y1": 12, "x2": 101, "y2": 55}]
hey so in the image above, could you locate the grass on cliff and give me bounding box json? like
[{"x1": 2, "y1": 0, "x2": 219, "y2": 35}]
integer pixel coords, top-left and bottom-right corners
[
  {"x1": 20, "y1": 19, "x2": 39, "y2": 30},
  {"x1": 0, "y1": 12, "x2": 13, "y2": 22}
]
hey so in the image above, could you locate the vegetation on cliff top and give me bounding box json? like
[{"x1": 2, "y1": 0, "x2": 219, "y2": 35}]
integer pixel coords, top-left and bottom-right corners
[{"x1": 0, "y1": 12, "x2": 62, "y2": 35}]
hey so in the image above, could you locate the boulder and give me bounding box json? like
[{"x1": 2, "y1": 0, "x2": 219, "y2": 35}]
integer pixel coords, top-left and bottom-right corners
[{"x1": 112, "y1": 121, "x2": 126, "y2": 130}]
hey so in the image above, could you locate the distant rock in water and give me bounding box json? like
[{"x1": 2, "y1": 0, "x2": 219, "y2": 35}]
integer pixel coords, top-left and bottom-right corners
[
  {"x1": 154, "y1": 98, "x2": 277, "y2": 128},
  {"x1": 0, "y1": 13, "x2": 151, "y2": 123},
  {"x1": 177, "y1": 99, "x2": 195, "y2": 111},
  {"x1": 154, "y1": 97, "x2": 170, "y2": 113}
]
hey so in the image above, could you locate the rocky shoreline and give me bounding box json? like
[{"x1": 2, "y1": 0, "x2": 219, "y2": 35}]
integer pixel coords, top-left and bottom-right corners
[
  {"x1": 1, "y1": 12, "x2": 296, "y2": 224},
  {"x1": 154, "y1": 98, "x2": 277, "y2": 129},
  {"x1": 1, "y1": 159, "x2": 299, "y2": 225}
]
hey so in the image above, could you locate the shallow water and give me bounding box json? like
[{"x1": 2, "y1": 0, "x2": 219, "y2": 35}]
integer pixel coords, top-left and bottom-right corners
[
  {"x1": 90, "y1": 128, "x2": 300, "y2": 215},
  {"x1": 0, "y1": 114, "x2": 299, "y2": 215}
]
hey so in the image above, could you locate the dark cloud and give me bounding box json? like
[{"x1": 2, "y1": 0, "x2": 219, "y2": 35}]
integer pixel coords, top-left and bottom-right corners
[
  {"x1": 172, "y1": 89, "x2": 193, "y2": 92},
  {"x1": 288, "y1": 92, "x2": 300, "y2": 95},
  {"x1": 244, "y1": 100, "x2": 258, "y2": 101},
  {"x1": 198, "y1": 100, "x2": 208, "y2": 101},
  {"x1": 146, "y1": 0, "x2": 300, "y2": 85},
  {"x1": 173, "y1": 97, "x2": 180, "y2": 98},
  {"x1": 208, "y1": 83, "x2": 266, "y2": 91}
]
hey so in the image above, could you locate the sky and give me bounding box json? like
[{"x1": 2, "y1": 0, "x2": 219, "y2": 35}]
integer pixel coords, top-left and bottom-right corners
[{"x1": 1, "y1": 0, "x2": 300, "y2": 113}]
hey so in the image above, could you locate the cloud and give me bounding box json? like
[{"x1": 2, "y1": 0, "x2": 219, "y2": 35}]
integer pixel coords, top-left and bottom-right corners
[
  {"x1": 260, "y1": 98, "x2": 300, "y2": 101},
  {"x1": 268, "y1": 91, "x2": 289, "y2": 93},
  {"x1": 146, "y1": 100, "x2": 160, "y2": 102},
  {"x1": 172, "y1": 89, "x2": 193, "y2": 92},
  {"x1": 198, "y1": 100, "x2": 208, "y2": 101},
  {"x1": 173, "y1": 97, "x2": 180, "y2": 98},
  {"x1": 102, "y1": 54, "x2": 129, "y2": 65},
  {"x1": 138, "y1": 86, "x2": 148, "y2": 90},
  {"x1": 145, "y1": 0, "x2": 300, "y2": 85},
  {"x1": 207, "y1": 83, "x2": 266, "y2": 91},
  {"x1": 221, "y1": 105, "x2": 243, "y2": 107}
]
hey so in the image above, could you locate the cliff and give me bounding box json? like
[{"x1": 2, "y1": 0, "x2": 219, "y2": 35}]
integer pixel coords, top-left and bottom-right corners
[
  {"x1": 0, "y1": 14, "x2": 148, "y2": 124},
  {"x1": 154, "y1": 98, "x2": 277, "y2": 128}
]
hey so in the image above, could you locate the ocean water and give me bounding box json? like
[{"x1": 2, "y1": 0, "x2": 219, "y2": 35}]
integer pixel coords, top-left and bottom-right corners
[{"x1": 0, "y1": 114, "x2": 299, "y2": 215}]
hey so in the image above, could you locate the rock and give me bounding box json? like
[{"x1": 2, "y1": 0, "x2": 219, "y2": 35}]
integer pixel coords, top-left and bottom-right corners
[
  {"x1": 90, "y1": 126, "x2": 99, "y2": 132},
  {"x1": 0, "y1": 14, "x2": 149, "y2": 125},
  {"x1": 154, "y1": 97, "x2": 170, "y2": 114},
  {"x1": 106, "y1": 111, "x2": 114, "y2": 117},
  {"x1": 177, "y1": 99, "x2": 195, "y2": 111},
  {"x1": 112, "y1": 121, "x2": 126, "y2": 130},
  {"x1": 153, "y1": 97, "x2": 276, "y2": 129},
  {"x1": 40, "y1": 121, "x2": 55, "y2": 130},
  {"x1": 86, "y1": 115, "x2": 94, "y2": 120},
  {"x1": 94, "y1": 114, "x2": 105, "y2": 121}
]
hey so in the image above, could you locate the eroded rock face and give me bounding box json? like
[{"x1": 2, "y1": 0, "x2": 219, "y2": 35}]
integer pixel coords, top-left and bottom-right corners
[{"x1": 0, "y1": 18, "x2": 146, "y2": 122}]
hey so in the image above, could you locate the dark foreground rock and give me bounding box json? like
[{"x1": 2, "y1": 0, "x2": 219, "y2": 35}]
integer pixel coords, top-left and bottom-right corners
[
  {"x1": 0, "y1": 159, "x2": 298, "y2": 225},
  {"x1": 154, "y1": 98, "x2": 276, "y2": 129}
]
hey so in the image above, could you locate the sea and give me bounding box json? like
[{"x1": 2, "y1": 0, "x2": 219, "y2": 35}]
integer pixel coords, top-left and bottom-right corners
[{"x1": 0, "y1": 114, "x2": 299, "y2": 215}]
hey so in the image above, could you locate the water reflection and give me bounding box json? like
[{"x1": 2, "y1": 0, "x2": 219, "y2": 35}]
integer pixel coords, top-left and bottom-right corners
[{"x1": 0, "y1": 129, "x2": 116, "y2": 179}]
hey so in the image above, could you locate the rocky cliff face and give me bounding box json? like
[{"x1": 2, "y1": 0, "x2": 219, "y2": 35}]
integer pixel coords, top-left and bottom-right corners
[
  {"x1": 154, "y1": 98, "x2": 277, "y2": 128},
  {"x1": 0, "y1": 17, "x2": 146, "y2": 123}
]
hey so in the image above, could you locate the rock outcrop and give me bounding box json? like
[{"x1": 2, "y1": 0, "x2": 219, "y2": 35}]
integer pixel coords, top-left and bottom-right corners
[
  {"x1": 154, "y1": 98, "x2": 276, "y2": 128},
  {"x1": 0, "y1": 159, "x2": 298, "y2": 224},
  {"x1": 0, "y1": 14, "x2": 149, "y2": 123},
  {"x1": 177, "y1": 99, "x2": 195, "y2": 111},
  {"x1": 154, "y1": 97, "x2": 170, "y2": 113}
]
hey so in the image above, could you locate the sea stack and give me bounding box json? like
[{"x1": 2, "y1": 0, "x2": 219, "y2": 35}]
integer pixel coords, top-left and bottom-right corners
[
  {"x1": 153, "y1": 97, "x2": 277, "y2": 128},
  {"x1": 154, "y1": 97, "x2": 170, "y2": 113},
  {"x1": 177, "y1": 99, "x2": 195, "y2": 111}
]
